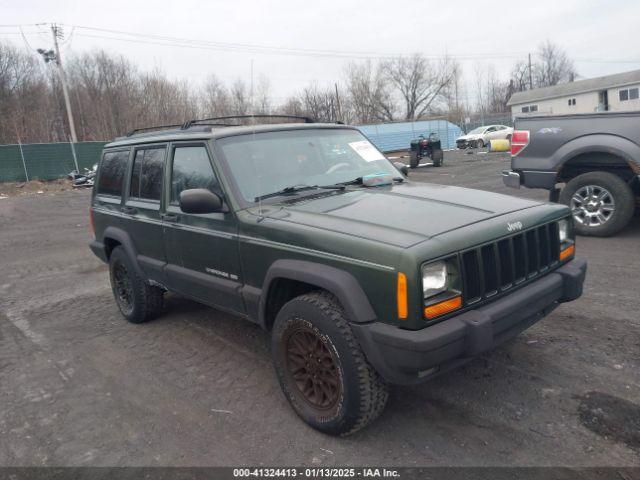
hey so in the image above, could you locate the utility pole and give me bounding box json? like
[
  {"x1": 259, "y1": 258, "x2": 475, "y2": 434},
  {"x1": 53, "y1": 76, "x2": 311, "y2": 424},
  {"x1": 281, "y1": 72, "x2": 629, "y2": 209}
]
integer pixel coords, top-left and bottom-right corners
[
  {"x1": 51, "y1": 24, "x2": 78, "y2": 143},
  {"x1": 528, "y1": 53, "x2": 533, "y2": 90}
]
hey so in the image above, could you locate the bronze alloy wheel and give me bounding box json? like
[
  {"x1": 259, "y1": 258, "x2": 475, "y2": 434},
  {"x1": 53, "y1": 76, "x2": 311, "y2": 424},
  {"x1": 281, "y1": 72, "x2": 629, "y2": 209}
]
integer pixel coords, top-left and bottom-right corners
[{"x1": 284, "y1": 324, "x2": 341, "y2": 410}]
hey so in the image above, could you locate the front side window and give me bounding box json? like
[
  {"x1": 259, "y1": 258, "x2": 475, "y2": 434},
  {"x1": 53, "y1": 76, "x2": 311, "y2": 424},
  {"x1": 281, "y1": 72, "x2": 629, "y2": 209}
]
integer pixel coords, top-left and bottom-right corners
[
  {"x1": 218, "y1": 128, "x2": 400, "y2": 203},
  {"x1": 521, "y1": 106, "x2": 530, "y2": 113},
  {"x1": 620, "y1": 89, "x2": 629, "y2": 101},
  {"x1": 97, "y1": 150, "x2": 128, "y2": 196},
  {"x1": 170, "y1": 146, "x2": 220, "y2": 204},
  {"x1": 130, "y1": 147, "x2": 165, "y2": 201}
]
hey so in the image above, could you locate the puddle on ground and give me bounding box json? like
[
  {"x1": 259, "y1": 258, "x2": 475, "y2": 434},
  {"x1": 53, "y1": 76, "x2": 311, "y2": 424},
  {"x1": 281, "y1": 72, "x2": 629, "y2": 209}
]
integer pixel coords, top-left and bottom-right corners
[{"x1": 577, "y1": 391, "x2": 640, "y2": 450}]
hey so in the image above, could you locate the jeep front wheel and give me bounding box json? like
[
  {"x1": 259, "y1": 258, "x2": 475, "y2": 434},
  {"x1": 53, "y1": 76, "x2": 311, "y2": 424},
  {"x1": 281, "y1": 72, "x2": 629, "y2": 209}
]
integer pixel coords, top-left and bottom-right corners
[
  {"x1": 559, "y1": 171, "x2": 634, "y2": 237},
  {"x1": 271, "y1": 291, "x2": 388, "y2": 436}
]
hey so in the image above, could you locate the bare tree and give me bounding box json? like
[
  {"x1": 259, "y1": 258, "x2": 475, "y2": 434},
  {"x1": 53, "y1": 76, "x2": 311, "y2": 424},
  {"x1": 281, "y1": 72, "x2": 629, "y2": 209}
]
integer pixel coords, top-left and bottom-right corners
[
  {"x1": 382, "y1": 54, "x2": 458, "y2": 120},
  {"x1": 0, "y1": 42, "x2": 52, "y2": 143},
  {"x1": 302, "y1": 84, "x2": 335, "y2": 122},
  {"x1": 534, "y1": 40, "x2": 577, "y2": 88},
  {"x1": 345, "y1": 60, "x2": 395, "y2": 123},
  {"x1": 230, "y1": 79, "x2": 250, "y2": 116},
  {"x1": 510, "y1": 61, "x2": 532, "y2": 92},
  {"x1": 200, "y1": 75, "x2": 231, "y2": 118},
  {"x1": 253, "y1": 75, "x2": 272, "y2": 114}
]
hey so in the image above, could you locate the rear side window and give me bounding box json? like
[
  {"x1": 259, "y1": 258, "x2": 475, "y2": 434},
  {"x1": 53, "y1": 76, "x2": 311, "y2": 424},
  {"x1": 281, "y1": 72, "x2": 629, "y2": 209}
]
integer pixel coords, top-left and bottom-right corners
[
  {"x1": 97, "y1": 150, "x2": 128, "y2": 196},
  {"x1": 170, "y1": 146, "x2": 220, "y2": 204},
  {"x1": 130, "y1": 147, "x2": 166, "y2": 201}
]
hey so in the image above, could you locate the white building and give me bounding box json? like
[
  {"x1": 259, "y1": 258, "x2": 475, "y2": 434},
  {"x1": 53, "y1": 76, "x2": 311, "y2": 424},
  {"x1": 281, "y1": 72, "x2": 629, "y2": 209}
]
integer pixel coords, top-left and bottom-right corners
[{"x1": 507, "y1": 69, "x2": 640, "y2": 117}]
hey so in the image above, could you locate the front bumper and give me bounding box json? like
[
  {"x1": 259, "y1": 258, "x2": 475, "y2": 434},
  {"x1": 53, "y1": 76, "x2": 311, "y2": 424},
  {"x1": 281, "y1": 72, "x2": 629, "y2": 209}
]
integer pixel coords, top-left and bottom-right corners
[{"x1": 352, "y1": 258, "x2": 587, "y2": 385}]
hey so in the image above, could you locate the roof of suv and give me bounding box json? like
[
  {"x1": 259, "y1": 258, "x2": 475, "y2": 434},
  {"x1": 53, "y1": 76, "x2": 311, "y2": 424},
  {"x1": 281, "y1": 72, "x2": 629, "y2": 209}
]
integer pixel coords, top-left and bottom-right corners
[{"x1": 104, "y1": 122, "x2": 355, "y2": 148}]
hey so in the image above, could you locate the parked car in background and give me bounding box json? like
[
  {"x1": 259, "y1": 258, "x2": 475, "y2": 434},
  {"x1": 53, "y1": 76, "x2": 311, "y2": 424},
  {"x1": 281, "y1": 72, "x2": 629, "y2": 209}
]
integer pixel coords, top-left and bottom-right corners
[
  {"x1": 456, "y1": 125, "x2": 514, "y2": 149},
  {"x1": 503, "y1": 111, "x2": 640, "y2": 237}
]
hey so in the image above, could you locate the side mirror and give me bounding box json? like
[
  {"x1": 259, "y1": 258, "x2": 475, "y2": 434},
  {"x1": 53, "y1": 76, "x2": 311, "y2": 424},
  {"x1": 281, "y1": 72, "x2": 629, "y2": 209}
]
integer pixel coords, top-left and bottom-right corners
[
  {"x1": 393, "y1": 161, "x2": 409, "y2": 176},
  {"x1": 179, "y1": 188, "x2": 223, "y2": 214}
]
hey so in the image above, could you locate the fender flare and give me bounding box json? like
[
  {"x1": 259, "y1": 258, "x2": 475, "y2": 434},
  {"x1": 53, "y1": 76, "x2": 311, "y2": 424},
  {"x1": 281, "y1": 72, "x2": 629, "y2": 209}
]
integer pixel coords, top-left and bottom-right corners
[
  {"x1": 259, "y1": 259, "x2": 377, "y2": 328},
  {"x1": 102, "y1": 226, "x2": 144, "y2": 278},
  {"x1": 554, "y1": 134, "x2": 640, "y2": 177}
]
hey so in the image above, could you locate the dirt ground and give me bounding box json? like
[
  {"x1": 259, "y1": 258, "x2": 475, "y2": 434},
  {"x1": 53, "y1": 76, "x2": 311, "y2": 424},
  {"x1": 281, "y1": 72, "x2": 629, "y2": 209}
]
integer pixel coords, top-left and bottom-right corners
[
  {"x1": 0, "y1": 149, "x2": 638, "y2": 467},
  {"x1": 0, "y1": 178, "x2": 77, "y2": 198}
]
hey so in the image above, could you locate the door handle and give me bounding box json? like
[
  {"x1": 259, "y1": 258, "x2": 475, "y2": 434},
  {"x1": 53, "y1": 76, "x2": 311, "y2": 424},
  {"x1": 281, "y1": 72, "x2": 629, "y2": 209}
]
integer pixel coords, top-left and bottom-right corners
[
  {"x1": 122, "y1": 206, "x2": 138, "y2": 215},
  {"x1": 162, "y1": 213, "x2": 179, "y2": 223}
]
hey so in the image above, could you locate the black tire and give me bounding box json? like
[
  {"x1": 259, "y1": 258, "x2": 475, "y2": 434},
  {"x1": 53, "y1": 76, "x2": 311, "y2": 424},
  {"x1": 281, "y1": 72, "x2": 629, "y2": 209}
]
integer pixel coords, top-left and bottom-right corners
[
  {"x1": 433, "y1": 150, "x2": 444, "y2": 167},
  {"x1": 271, "y1": 291, "x2": 389, "y2": 436},
  {"x1": 409, "y1": 150, "x2": 419, "y2": 168},
  {"x1": 108, "y1": 246, "x2": 164, "y2": 323},
  {"x1": 475, "y1": 139, "x2": 484, "y2": 149},
  {"x1": 559, "y1": 171, "x2": 634, "y2": 237},
  {"x1": 506, "y1": 134, "x2": 512, "y2": 142}
]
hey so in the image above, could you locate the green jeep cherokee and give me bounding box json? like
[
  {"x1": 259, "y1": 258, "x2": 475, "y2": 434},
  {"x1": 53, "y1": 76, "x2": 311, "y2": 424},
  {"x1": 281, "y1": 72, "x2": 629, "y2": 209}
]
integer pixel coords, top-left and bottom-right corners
[{"x1": 89, "y1": 116, "x2": 587, "y2": 436}]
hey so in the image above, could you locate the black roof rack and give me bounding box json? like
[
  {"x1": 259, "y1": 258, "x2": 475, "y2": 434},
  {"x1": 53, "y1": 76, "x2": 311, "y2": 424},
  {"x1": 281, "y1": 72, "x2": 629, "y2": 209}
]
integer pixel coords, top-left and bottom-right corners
[
  {"x1": 125, "y1": 115, "x2": 317, "y2": 139},
  {"x1": 126, "y1": 124, "x2": 183, "y2": 137},
  {"x1": 181, "y1": 114, "x2": 315, "y2": 129}
]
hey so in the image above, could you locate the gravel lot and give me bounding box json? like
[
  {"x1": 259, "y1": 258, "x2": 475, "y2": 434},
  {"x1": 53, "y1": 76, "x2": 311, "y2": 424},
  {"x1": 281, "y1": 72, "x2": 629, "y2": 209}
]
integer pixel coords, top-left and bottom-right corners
[{"x1": 1, "y1": 150, "x2": 639, "y2": 467}]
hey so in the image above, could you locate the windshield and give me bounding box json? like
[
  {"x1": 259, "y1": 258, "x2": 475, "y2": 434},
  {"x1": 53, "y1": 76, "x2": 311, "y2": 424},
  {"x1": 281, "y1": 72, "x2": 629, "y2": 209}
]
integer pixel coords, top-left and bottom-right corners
[
  {"x1": 217, "y1": 128, "x2": 399, "y2": 203},
  {"x1": 468, "y1": 127, "x2": 486, "y2": 134}
]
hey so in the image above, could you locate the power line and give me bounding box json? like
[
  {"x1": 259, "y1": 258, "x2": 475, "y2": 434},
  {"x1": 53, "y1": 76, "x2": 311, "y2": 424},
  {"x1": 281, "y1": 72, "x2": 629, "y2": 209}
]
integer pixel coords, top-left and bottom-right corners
[
  {"x1": 18, "y1": 26, "x2": 35, "y2": 51},
  {"x1": 68, "y1": 24, "x2": 531, "y2": 60},
  {"x1": 3, "y1": 22, "x2": 640, "y2": 65}
]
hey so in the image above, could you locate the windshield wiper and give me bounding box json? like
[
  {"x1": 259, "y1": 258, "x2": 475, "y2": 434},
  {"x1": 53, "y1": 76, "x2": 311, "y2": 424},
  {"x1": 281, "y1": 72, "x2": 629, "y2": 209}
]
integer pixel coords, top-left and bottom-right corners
[
  {"x1": 324, "y1": 175, "x2": 405, "y2": 188},
  {"x1": 254, "y1": 184, "x2": 344, "y2": 203}
]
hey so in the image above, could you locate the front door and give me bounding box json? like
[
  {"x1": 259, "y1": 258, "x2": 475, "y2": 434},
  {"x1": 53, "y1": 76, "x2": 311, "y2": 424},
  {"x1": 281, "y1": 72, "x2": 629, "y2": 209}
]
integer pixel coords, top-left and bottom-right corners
[{"x1": 162, "y1": 142, "x2": 244, "y2": 314}]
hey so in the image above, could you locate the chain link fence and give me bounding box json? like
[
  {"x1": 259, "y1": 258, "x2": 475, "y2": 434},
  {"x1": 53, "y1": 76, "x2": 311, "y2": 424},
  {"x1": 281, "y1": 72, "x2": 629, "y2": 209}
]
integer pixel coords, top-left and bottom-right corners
[{"x1": 0, "y1": 141, "x2": 107, "y2": 182}]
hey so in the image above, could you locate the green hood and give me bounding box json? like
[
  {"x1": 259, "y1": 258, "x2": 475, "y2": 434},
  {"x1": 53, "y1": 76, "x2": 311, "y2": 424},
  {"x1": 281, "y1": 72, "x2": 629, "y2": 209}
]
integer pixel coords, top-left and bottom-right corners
[{"x1": 261, "y1": 182, "x2": 544, "y2": 248}]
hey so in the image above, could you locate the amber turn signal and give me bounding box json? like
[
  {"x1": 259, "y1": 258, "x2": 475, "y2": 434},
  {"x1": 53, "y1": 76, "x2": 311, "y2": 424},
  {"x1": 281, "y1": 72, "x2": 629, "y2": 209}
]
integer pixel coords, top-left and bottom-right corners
[
  {"x1": 559, "y1": 244, "x2": 575, "y2": 261},
  {"x1": 397, "y1": 272, "x2": 408, "y2": 319},
  {"x1": 424, "y1": 295, "x2": 462, "y2": 319}
]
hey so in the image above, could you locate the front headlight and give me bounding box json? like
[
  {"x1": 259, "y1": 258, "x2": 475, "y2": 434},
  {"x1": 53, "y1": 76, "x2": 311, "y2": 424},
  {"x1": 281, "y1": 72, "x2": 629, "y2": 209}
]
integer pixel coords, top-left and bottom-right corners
[
  {"x1": 558, "y1": 218, "x2": 570, "y2": 244},
  {"x1": 558, "y1": 218, "x2": 575, "y2": 261},
  {"x1": 422, "y1": 257, "x2": 463, "y2": 319},
  {"x1": 422, "y1": 260, "x2": 447, "y2": 298}
]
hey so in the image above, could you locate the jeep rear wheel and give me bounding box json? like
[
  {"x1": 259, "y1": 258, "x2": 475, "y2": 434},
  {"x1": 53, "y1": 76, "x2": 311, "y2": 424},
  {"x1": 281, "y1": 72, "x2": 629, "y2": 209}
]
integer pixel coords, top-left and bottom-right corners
[
  {"x1": 109, "y1": 246, "x2": 164, "y2": 323},
  {"x1": 271, "y1": 291, "x2": 388, "y2": 436},
  {"x1": 559, "y1": 172, "x2": 634, "y2": 237}
]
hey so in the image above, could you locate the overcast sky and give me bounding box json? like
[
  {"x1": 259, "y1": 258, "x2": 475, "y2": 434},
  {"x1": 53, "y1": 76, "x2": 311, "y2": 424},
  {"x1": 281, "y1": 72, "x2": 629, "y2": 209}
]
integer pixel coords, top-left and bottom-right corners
[{"x1": 3, "y1": 0, "x2": 640, "y2": 107}]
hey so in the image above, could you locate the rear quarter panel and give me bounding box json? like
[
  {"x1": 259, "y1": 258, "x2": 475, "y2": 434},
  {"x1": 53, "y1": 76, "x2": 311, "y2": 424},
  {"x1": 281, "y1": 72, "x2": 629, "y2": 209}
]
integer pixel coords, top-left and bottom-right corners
[{"x1": 512, "y1": 112, "x2": 640, "y2": 172}]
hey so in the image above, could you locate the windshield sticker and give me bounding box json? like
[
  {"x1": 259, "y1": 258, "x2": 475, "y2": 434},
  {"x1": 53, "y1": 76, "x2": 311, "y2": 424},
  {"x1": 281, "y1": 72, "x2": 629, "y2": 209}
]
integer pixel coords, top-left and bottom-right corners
[{"x1": 348, "y1": 140, "x2": 385, "y2": 162}]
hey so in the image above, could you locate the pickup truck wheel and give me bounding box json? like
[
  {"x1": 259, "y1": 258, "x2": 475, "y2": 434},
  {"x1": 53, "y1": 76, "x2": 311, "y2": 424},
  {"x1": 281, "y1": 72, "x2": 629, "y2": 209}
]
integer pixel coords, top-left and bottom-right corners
[
  {"x1": 559, "y1": 172, "x2": 634, "y2": 237},
  {"x1": 108, "y1": 246, "x2": 163, "y2": 323},
  {"x1": 271, "y1": 291, "x2": 389, "y2": 436}
]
